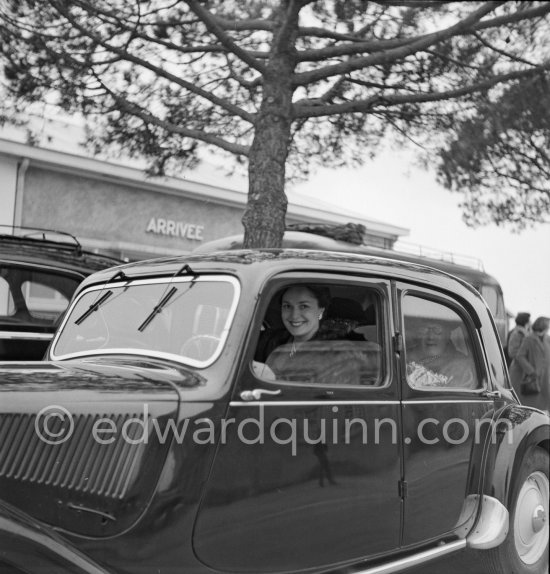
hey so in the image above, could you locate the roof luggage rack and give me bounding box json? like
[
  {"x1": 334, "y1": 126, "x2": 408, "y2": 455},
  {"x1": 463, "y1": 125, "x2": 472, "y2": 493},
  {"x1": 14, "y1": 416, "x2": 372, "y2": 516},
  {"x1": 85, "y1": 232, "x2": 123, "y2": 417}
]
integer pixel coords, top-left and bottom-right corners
[
  {"x1": 393, "y1": 241, "x2": 485, "y2": 272},
  {"x1": 0, "y1": 225, "x2": 124, "y2": 269},
  {"x1": 285, "y1": 222, "x2": 485, "y2": 272},
  {"x1": 0, "y1": 225, "x2": 83, "y2": 253}
]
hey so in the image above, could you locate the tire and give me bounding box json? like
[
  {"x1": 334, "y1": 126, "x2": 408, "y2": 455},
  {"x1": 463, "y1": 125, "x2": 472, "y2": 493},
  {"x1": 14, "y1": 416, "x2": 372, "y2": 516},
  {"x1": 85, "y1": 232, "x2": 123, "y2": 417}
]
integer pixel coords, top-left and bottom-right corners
[{"x1": 482, "y1": 447, "x2": 549, "y2": 574}]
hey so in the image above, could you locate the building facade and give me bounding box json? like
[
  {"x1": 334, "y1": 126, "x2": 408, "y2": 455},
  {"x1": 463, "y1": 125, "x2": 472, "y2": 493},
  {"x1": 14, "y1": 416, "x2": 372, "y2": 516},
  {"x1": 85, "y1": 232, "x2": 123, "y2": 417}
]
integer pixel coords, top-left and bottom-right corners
[{"x1": 0, "y1": 118, "x2": 408, "y2": 261}]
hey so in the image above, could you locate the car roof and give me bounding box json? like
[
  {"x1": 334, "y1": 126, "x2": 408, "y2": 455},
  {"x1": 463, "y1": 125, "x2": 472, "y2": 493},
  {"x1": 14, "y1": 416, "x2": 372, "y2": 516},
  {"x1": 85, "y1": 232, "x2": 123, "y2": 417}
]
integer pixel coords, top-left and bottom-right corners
[
  {"x1": 78, "y1": 248, "x2": 482, "y2": 305},
  {"x1": 0, "y1": 228, "x2": 124, "y2": 276},
  {"x1": 193, "y1": 231, "x2": 500, "y2": 288}
]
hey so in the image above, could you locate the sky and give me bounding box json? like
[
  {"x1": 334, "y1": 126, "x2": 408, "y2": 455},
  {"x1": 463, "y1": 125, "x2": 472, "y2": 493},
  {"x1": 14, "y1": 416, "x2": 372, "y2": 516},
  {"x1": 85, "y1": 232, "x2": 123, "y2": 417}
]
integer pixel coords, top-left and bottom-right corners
[{"x1": 290, "y1": 148, "x2": 550, "y2": 324}]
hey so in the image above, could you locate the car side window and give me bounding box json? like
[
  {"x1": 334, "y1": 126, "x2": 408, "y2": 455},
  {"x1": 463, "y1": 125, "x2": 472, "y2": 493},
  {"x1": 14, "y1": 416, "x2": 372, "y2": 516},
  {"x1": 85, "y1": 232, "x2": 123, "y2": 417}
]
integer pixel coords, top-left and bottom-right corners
[
  {"x1": 403, "y1": 295, "x2": 480, "y2": 390},
  {"x1": 253, "y1": 283, "x2": 384, "y2": 387},
  {"x1": 21, "y1": 279, "x2": 71, "y2": 321},
  {"x1": 0, "y1": 266, "x2": 80, "y2": 326},
  {"x1": 480, "y1": 284, "x2": 499, "y2": 317},
  {"x1": 0, "y1": 276, "x2": 16, "y2": 316}
]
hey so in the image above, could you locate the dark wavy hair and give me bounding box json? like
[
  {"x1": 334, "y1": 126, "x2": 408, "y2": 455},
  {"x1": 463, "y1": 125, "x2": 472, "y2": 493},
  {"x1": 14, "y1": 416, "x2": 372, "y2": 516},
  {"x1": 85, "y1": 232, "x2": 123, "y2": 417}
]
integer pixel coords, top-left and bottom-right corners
[
  {"x1": 280, "y1": 284, "x2": 331, "y2": 309},
  {"x1": 532, "y1": 316, "x2": 549, "y2": 333}
]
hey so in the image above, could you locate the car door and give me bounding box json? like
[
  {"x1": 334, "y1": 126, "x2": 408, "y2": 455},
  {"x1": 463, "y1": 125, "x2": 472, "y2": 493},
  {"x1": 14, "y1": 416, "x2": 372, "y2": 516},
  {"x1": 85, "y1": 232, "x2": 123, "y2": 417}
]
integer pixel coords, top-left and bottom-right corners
[
  {"x1": 396, "y1": 283, "x2": 496, "y2": 545},
  {"x1": 194, "y1": 272, "x2": 403, "y2": 572}
]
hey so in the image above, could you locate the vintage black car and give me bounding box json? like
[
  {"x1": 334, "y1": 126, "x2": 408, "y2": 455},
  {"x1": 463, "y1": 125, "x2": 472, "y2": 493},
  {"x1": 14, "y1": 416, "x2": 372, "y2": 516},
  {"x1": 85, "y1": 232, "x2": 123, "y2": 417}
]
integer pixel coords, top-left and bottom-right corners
[
  {"x1": 0, "y1": 249, "x2": 548, "y2": 574},
  {"x1": 0, "y1": 226, "x2": 124, "y2": 361}
]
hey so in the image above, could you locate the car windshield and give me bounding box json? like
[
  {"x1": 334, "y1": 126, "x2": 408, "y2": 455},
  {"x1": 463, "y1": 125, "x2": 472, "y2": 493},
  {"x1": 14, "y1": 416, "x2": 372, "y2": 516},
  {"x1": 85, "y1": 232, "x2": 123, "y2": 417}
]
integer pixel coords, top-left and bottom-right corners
[{"x1": 51, "y1": 275, "x2": 240, "y2": 367}]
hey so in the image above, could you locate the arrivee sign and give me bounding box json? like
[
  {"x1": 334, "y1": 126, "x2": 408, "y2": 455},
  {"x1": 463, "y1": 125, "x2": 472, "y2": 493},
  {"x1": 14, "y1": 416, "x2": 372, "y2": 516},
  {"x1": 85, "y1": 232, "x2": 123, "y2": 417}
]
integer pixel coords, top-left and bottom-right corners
[{"x1": 146, "y1": 217, "x2": 204, "y2": 241}]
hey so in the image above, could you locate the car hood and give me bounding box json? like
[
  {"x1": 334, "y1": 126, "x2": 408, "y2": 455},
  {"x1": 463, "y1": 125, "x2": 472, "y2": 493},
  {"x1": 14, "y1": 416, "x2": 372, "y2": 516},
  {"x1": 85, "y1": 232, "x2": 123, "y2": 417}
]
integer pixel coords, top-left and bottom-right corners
[
  {"x1": 0, "y1": 358, "x2": 198, "y2": 538},
  {"x1": 0, "y1": 356, "x2": 206, "y2": 393}
]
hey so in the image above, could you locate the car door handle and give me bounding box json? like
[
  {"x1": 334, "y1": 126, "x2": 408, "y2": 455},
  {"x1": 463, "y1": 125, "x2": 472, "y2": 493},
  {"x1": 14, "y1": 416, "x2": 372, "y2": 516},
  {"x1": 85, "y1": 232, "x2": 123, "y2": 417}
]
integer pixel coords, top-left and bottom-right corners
[{"x1": 240, "y1": 389, "x2": 282, "y2": 401}]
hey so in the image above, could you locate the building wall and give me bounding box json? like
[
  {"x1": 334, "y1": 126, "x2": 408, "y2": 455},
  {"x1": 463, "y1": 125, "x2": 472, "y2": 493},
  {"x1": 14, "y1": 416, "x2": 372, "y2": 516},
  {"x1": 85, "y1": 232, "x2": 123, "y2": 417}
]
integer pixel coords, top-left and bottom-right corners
[
  {"x1": 0, "y1": 157, "x2": 17, "y2": 228},
  {"x1": 21, "y1": 166, "x2": 245, "y2": 257},
  {"x1": 0, "y1": 135, "x2": 409, "y2": 260}
]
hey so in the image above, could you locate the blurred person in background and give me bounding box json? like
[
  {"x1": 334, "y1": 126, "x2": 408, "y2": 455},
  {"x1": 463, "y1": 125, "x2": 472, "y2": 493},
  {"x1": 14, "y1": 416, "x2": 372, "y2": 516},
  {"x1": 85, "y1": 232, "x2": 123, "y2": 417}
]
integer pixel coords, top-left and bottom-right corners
[
  {"x1": 510, "y1": 316, "x2": 550, "y2": 412},
  {"x1": 506, "y1": 311, "x2": 531, "y2": 367}
]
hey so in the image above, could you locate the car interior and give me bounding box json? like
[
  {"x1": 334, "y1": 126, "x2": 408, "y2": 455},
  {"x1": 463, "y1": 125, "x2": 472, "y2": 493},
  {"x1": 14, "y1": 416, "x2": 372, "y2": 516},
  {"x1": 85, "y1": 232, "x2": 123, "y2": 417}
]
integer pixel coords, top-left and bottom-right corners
[{"x1": 255, "y1": 283, "x2": 384, "y2": 386}]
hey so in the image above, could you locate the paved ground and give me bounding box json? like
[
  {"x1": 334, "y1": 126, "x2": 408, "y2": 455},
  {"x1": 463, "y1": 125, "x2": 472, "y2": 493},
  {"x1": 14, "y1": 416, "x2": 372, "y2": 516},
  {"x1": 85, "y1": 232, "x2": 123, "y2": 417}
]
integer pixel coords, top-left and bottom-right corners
[{"x1": 408, "y1": 548, "x2": 490, "y2": 573}]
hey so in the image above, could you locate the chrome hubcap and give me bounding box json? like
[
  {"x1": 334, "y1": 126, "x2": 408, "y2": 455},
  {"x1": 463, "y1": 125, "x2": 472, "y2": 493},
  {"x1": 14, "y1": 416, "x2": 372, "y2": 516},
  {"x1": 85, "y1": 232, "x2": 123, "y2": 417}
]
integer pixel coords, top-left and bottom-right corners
[
  {"x1": 532, "y1": 504, "x2": 546, "y2": 533},
  {"x1": 514, "y1": 471, "x2": 549, "y2": 564}
]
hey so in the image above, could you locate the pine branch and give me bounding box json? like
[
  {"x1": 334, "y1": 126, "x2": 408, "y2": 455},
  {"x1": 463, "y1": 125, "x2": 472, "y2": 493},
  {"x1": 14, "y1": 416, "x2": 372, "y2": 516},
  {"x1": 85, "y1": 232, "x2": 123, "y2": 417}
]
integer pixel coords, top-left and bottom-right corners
[
  {"x1": 293, "y1": 2, "x2": 503, "y2": 86},
  {"x1": 185, "y1": 0, "x2": 267, "y2": 74},
  {"x1": 472, "y1": 31, "x2": 539, "y2": 68},
  {"x1": 102, "y1": 85, "x2": 250, "y2": 156},
  {"x1": 47, "y1": 1, "x2": 255, "y2": 123},
  {"x1": 294, "y1": 63, "x2": 550, "y2": 118}
]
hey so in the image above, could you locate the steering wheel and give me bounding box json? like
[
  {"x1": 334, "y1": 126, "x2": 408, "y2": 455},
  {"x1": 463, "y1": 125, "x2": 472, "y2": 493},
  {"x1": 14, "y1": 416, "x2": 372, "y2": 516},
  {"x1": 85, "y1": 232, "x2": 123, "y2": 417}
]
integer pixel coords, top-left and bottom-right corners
[{"x1": 180, "y1": 334, "x2": 221, "y2": 361}]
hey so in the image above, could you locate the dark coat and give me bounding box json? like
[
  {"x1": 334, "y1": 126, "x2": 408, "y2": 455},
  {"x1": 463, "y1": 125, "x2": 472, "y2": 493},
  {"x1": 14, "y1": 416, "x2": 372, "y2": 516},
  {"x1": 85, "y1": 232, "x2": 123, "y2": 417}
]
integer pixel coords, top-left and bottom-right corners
[
  {"x1": 510, "y1": 333, "x2": 550, "y2": 411},
  {"x1": 507, "y1": 325, "x2": 528, "y2": 365}
]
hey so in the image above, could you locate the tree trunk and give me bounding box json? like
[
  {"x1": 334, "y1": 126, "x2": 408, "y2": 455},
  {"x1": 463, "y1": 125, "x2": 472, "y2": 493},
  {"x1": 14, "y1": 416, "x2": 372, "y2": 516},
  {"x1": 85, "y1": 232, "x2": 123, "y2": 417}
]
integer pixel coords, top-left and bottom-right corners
[{"x1": 242, "y1": 2, "x2": 300, "y2": 249}]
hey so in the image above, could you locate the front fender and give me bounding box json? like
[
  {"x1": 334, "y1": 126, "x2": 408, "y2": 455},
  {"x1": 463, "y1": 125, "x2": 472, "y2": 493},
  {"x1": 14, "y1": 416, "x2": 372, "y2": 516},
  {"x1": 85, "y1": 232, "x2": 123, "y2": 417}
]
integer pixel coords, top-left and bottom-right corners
[
  {"x1": 0, "y1": 359, "x2": 182, "y2": 539},
  {"x1": 481, "y1": 405, "x2": 550, "y2": 507},
  {"x1": 0, "y1": 500, "x2": 109, "y2": 574}
]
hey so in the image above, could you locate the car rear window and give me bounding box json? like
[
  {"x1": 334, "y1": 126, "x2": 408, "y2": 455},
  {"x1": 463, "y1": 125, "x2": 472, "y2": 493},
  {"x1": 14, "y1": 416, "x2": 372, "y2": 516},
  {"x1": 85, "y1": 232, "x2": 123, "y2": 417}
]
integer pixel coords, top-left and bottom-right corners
[{"x1": 403, "y1": 295, "x2": 481, "y2": 390}]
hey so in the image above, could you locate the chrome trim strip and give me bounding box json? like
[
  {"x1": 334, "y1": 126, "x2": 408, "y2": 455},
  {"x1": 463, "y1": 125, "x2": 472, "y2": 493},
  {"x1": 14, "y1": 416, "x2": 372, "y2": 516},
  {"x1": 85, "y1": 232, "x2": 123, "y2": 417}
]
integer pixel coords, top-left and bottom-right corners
[
  {"x1": 230, "y1": 400, "x2": 401, "y2": 407},
  {"x1": 48, "y1": 348, "x2": 187, "y2": 363},
  {"x1": 230, "y1": 399, "x2": 491, "y2": 407},
  {"x1": 402, "y1": 400, "x2": 492, "y2": 404},
  {"x1": 0, "y1": 331, "x2": 53, "y2": 340},
  {"x1": 353, "y1": 540, "x2": 466, "y2": 574}
]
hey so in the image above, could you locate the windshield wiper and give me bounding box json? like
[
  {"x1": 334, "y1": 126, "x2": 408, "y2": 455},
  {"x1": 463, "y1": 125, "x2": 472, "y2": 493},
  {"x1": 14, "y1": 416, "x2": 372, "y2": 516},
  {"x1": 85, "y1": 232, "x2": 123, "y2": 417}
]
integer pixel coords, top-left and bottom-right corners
[
  {"x1": 73, "y1": 269, "x2": 127, "y2": 325},
  {"x1": 137, "y1": 263, "x2": 198, "y2": 333},
  {"x1": 74, "y1": 290, "x2": 113, "y2": 325},
  {"x1": 138, "y1": 286, "x2": 178, "y2": 332}
]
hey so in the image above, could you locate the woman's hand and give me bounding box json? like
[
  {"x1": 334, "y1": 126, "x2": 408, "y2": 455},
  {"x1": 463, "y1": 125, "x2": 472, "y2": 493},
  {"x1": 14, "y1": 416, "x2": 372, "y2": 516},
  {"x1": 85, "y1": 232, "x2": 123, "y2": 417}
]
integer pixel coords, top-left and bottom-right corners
[{"x1": 252, "y1": 361, "x2": 276, "y2": 380}]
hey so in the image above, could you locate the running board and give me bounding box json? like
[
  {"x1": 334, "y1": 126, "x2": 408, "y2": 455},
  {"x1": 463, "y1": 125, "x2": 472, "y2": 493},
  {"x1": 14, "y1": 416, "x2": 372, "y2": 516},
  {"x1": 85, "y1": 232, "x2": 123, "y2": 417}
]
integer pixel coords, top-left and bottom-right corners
[{"x1": 350, "y1": 540, "x2": 466, "y2": 574}]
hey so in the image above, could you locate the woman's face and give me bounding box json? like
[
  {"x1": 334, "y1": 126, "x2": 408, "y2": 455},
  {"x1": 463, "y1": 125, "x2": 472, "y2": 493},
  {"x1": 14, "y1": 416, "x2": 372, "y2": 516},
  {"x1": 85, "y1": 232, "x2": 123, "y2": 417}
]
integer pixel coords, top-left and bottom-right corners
[
  {"x1": 419, "y1": 322, "x2": 450, "y2": 357},
  {"x1": 281, "y1": 286, "x2": 324, "y2": 342},
  {"x1": 534, "y1": 327, "x2": 548, "y2": 339}
]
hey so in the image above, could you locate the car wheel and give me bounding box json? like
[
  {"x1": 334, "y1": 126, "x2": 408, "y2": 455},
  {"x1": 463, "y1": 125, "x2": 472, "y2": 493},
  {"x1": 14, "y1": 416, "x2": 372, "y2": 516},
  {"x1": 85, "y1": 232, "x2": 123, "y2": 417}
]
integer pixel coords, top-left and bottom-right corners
[{"x1": 483, "y1": 447, "x2": 549, "y2": 574}]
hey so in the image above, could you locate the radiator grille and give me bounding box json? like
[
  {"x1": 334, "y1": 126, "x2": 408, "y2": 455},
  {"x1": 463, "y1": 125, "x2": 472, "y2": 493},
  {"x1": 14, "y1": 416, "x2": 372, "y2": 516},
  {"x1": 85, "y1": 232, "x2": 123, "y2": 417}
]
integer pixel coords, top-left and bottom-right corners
[{"x1": 0, "y1": 412, "x2": 147, "y2": 499}]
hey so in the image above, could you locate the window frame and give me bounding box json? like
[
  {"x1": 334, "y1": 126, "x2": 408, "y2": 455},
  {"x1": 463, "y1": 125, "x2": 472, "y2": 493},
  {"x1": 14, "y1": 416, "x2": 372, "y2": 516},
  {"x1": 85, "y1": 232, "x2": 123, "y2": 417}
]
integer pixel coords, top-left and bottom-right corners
[
  {"x1": 249, "y1": 272, "x2": 393, "y2": 391},
  {"x1": 398, "y1": 285, "x2": 488, "y2": 395},
  {"x1": 0, "y1": 261, "x2": 83, "y2": 329}
]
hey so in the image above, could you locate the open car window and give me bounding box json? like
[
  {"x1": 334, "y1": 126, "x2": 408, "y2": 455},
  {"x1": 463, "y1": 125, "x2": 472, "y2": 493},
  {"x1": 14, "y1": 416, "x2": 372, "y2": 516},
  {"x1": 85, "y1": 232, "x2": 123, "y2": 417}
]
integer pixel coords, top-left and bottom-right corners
[
  {"x1": 253, "y1": 282, "x2": 385, "y2": 387},
  {"x1": 51, "y1": 275, "x2": 240, "y2": 367}
]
